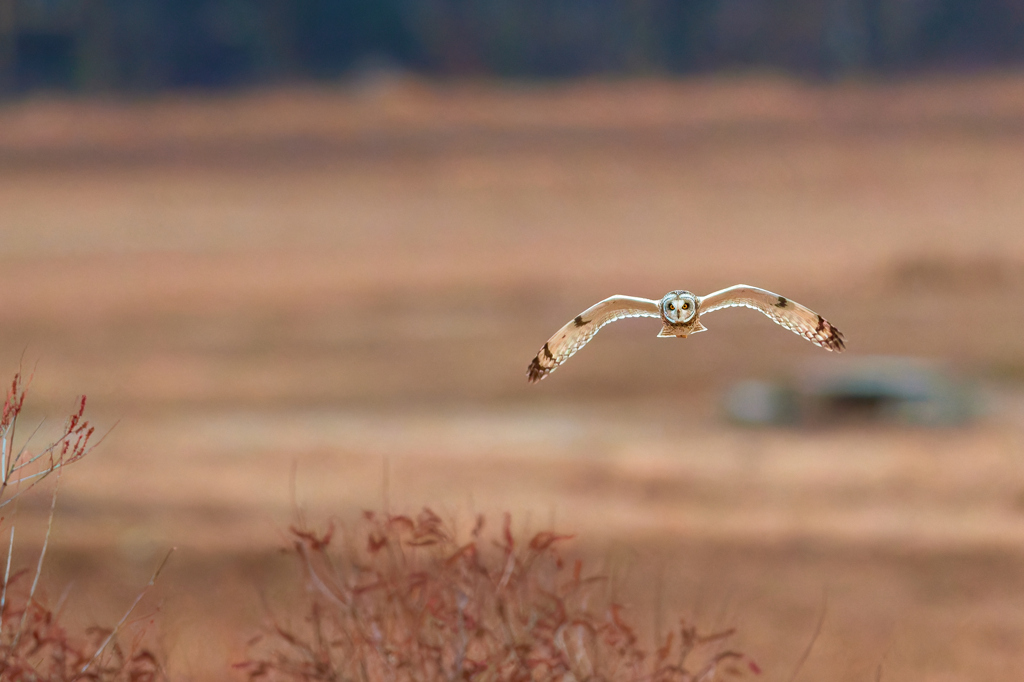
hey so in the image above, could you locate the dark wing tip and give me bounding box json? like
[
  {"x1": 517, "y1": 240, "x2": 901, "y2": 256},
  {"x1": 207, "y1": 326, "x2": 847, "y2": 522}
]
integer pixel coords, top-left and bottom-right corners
[
  {"x1": 528, "y1": 341, "x2": 559, "y2": 382},
  {"x1": 819, "y1": 320, "x2": 846, "y2": 352},
  {"x1": 527, "y1": 355, "x2": 550, "y2": 383}
]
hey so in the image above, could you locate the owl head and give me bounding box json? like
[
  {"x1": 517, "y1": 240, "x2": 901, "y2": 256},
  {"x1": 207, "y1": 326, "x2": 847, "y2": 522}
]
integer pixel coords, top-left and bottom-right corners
[
  {"x1": 660, "y1": 290, "x2": 698, "y2": 324},
  {"x1": 658, "y1": 290, "x2": 704, "y2": 337}
]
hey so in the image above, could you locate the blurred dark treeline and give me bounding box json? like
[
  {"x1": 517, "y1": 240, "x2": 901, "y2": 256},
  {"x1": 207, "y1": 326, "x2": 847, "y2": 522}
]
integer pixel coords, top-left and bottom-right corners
[{"x1": 0, "y1": 0, "x2": 1022, "y2": 93}]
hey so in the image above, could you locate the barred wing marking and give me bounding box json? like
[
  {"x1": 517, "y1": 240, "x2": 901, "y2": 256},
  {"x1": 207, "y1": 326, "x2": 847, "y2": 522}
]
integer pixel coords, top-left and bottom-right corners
[
  {"x1": 698, "y1": 285, "x2": 845, "y2": 352},
  {"x1": 527, "y1": 296, "x2": 661, "y2": 382}
]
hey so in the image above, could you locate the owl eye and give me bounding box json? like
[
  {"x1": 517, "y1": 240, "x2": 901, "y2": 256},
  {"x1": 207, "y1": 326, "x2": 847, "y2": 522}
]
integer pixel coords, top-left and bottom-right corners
[
  {"x1": 667, "y1": 303, "x2": 675, "y2": 311},
  {"x1": 682, "y1": 302, "x2": 690, "y2": 310}
]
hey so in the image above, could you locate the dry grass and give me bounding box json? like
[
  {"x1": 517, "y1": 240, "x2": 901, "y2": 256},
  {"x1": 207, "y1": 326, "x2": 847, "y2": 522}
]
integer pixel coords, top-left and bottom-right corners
[
  {"x1": 240, "y1": 509, "x2": 755, "y2": 682},
  {"x1": 0, "y1": 588, "x2": 163, "y2": 681}
]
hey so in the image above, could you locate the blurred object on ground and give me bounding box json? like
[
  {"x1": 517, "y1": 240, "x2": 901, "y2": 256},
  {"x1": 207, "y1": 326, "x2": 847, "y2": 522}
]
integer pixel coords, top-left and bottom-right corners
[{"x1": 724, "y1": 356, "x2": 978, "y2": 426}]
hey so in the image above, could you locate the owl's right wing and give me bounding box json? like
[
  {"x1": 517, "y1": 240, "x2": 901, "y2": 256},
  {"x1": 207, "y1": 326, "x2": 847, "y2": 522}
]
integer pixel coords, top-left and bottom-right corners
[{"x1": 527, "y1": 296, "x2": 661, "y2": 382}]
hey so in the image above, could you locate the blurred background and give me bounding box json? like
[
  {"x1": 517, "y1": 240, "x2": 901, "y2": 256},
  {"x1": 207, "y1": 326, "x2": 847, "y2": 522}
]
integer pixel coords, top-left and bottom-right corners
[
  {"x1": 3, "y1": 0, "x2": 1024, "y2": 89},
  {"x1": 1, "y1": 0, "x2": 1024, "y2": 679}
]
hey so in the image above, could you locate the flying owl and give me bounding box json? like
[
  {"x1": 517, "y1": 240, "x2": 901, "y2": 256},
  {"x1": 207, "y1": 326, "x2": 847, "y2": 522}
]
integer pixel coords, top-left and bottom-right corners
[{"x1": 527, "y1": 285, "x2": 845, "y2": 382}]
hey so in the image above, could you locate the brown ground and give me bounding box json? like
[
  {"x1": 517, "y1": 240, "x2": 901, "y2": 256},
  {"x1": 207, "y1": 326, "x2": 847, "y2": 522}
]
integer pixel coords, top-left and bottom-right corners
[{"x1": 1, "y1": 74, "x2": 1024, "y2": 679}]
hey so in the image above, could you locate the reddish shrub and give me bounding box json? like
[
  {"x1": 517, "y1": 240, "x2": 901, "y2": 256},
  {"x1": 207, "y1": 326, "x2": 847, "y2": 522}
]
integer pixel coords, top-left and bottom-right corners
[
  {"x1": 240, "y1": 509, "x2": 757, "y2": 681},
  {"x1": 0, "y1": 372, "x2": 166, "y2": 681},
  {"x1": 0, "y1": 583, "x2": 163, "y2": 681}
]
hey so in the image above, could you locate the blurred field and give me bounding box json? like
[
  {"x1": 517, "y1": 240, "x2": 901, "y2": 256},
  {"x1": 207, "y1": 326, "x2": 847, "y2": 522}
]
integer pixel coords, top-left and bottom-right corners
[{"x1": 1, "y1": 74, "x2": 1024, "y2": 679}]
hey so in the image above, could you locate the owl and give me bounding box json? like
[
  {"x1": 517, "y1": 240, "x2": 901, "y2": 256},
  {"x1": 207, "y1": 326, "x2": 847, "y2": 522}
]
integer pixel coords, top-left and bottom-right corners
[{"x1": 527, "y1": 285, "x2": 845, "y2": 382}]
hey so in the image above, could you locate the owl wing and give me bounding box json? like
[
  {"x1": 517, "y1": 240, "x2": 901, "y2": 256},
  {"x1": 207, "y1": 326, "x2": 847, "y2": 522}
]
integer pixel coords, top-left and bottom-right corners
[
  {"x1": 527, "y1": 296, "x2": 661, "y2": 382},
  {"x1": 698, "y1": 285, "x2": 845, "y2": 352}
]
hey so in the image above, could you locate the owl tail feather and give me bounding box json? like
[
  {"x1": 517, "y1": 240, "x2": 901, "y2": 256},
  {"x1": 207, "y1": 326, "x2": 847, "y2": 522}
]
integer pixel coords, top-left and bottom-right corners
[{"x1": 657, "y1": 320, "x2": 706, "y2": 338}]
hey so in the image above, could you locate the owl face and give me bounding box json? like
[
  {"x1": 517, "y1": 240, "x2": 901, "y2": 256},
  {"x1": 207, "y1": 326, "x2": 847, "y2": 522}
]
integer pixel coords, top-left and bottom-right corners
[{"x1": 660, "y1": 290, "x2": 698, "y2": 324}]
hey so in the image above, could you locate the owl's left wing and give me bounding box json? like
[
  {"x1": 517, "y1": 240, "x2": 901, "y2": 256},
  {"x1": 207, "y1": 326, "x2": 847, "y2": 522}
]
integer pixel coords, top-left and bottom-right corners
[
  {"x1": 527, "y1": 296, "x2": 661, "y2": 382},
  {"x1": 699, "y1": 285, "x2": 845, "y2": 352}
]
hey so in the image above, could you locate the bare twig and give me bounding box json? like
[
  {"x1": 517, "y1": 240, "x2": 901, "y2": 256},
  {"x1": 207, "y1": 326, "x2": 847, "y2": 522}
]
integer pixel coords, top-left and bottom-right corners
[
  {"x1": 81, "y1": 546, "x2": 176, "y2": 674},
  {"x1": 0, "y1": 524, "x2": 14, "y2": 634},
  {"x1": 11, "y1": 466, "x2": 61, "y2": 651},
  {"x1": 787, "y1": 591, "x2": 828, "y2": 682},
  {"x1": 0, "y1": 389, "x2": 105, "y2": 510}
]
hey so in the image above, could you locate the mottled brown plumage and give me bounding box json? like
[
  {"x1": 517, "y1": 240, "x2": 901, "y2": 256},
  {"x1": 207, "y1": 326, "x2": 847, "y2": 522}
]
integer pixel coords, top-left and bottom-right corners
[{"x1": 527, "y1": 285, "x2": 844, "y2": 382}]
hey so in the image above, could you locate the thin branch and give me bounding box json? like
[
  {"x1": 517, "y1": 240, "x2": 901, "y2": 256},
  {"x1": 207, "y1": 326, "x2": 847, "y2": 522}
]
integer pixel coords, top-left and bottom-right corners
[
  {"x1": 5, "y1": 467, "x2": 61, "y2": 486},
  {"x1": 84, "y1": 420, "x2": 117, "y2": 456},
  {"x1": 11, "y1": 467, "x2": 61, "y2": 651},
  {"x1": 0, "y1": 470, "x2": 57, "y2": 509},
  {"x1": 7, "y1": 417, "x2": 46, "y2": 474},
  {"x1": 6, "y1": 389, "x2": 19, "y2": 480},
  {"x1": 787, "y1": 591, "x2": 828, "y2": 682},
  {"x1": 0, "y1": 524, "x2": 14, "y2": 635},
  {"x1": 81, "y1": 547, "x2": 176, "y2": 675},
  {"x1": 13, "y1": 429, "x2": 73, "y2": 472},
  {"x1": 0, "y1": 420, "x2": 114, "y2": 510},
  {"x1": 53, "y1": 578, "x2": 75, "y2": 618}
]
